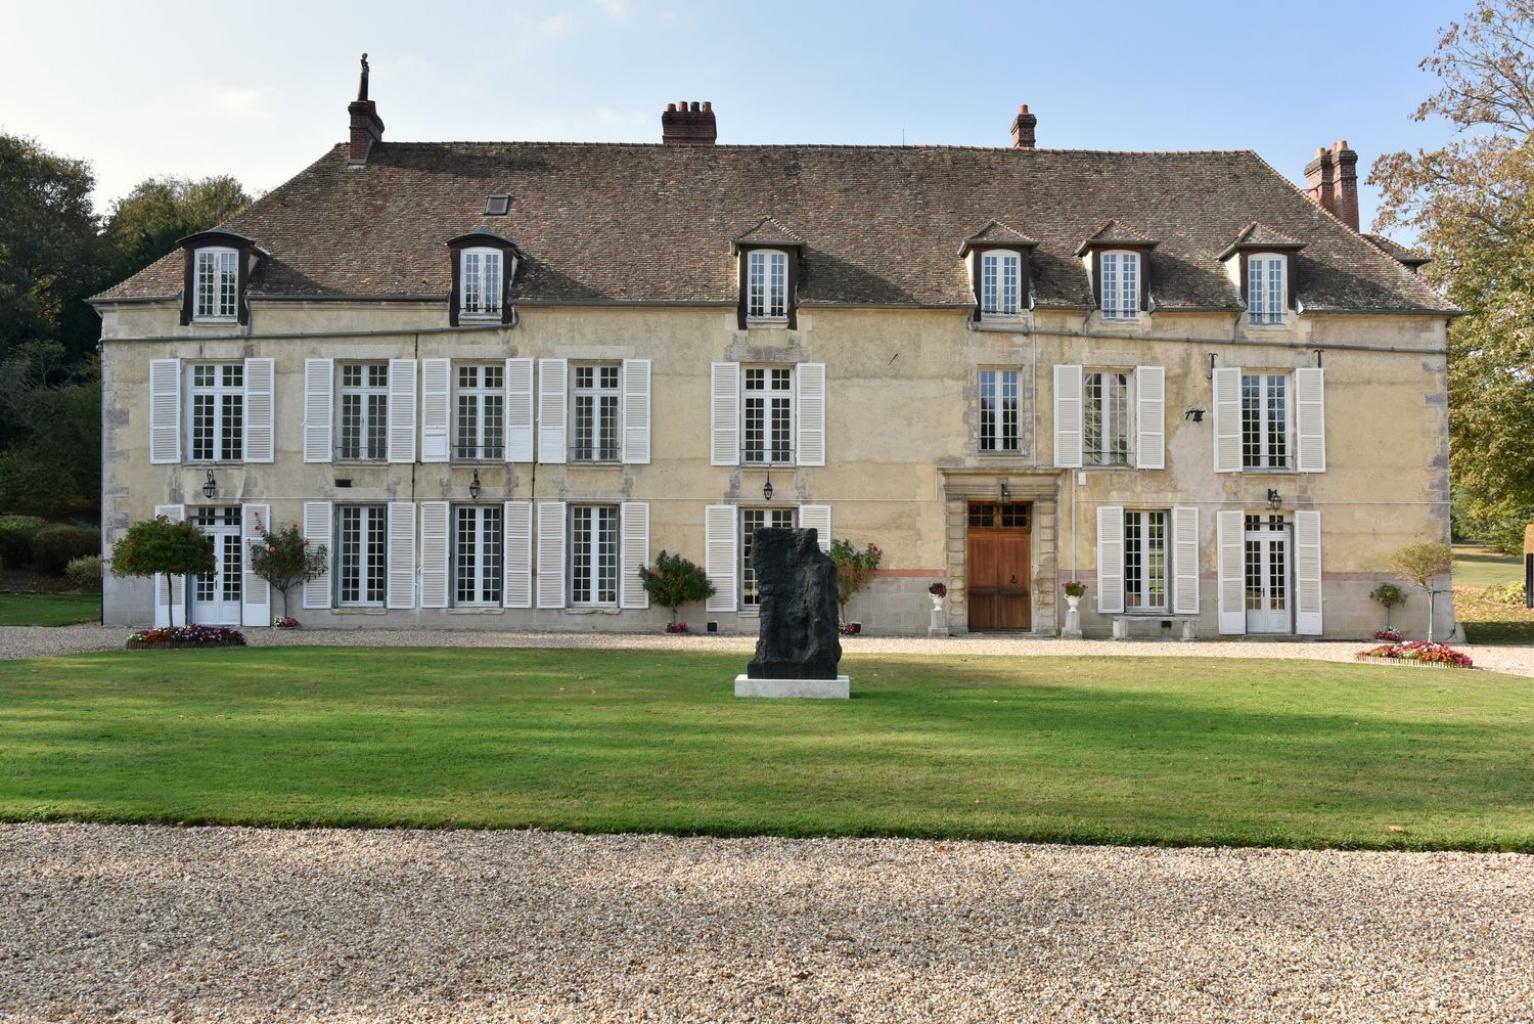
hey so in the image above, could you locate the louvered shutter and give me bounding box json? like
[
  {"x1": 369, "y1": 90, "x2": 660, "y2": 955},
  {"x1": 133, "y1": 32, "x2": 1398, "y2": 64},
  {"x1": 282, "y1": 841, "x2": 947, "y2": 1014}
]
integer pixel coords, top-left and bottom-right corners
[
  {"x1": 621, "y1": 359, "x2": 651, "y2": 464},
  {"x1": 241, "y1": 503, "x2": 271, "y2": 626},
  {"x1": 537, "y1": 358, "x2": 568, "y2": 464},
  {"x1": 1171, "y1": 506, "x2": 1199, "y2": 615},
  {"x1": 387, "y1": 358, "x2": 417, "y2": 463},
  {"x1": 710, "y1": 362, "x2": 740, "y2": 466},
  {"x1": 418, "y1": 501, "x2": 450, "y2": 608},
  {"x1": 1053, "y1": 364, "x2": 1083, "y2": 468},
  {"x1": 1095, "y1": 505, "x2": 1124, "y2": 614},
  {"x1": 153, "y1": 503, "x2": 186, "y2": 626},
  {"x1": 1295, "y1": 368, "x2": 1326, "y2": 473},
  {"x1": 386, "y1": 501, "x2": 416, "y2": 609},
  {"x1": 1212, "y1": 367, "x2": 1242, "y2": 473},
  {"x1": 242, "y1": 358, "x2": 275, "y2": 463},
  {"x1": 799, "y1": 504, "x2": 832, "y2": 553},
  {"x1": 149, "y1": 359, "x2": 181, "y2": 464},
  {"x1": 796, "y1": 363, "x2": 826, "y2": 467},
  {"x1": 1216, "y1": 509, "x2": 1245, "y2": 635},
  {"x1": 504, "y1": 358, "x2": 535, "y2": 462},
  {"x1": 1294, "y1": 510, "x2": 1323, "y2": 635},
  {"x1": 503, "y1": 501, "x2": 533, "y2": 608},
  {"x1": 303, "y1": 501, "x2": 333, "y2": 609},
  {"x1": 1135, "y1": 365, "x2": 1165, "y2": 470},
  {"x1": 620, "y1": 502, "x2": 650, "y2": 609},
  {"x1": 705, "y1": 504, "x2": 738, "y2": 612},
  {"x1": 420, "y1": 359, "x2": 451, "y2": 463},
  {"x1": 303, "y1": 358, "x2": 334, "y2": 463},
  {"x1": 536, "y1": 501, "x2": 567, "y2": 608}
]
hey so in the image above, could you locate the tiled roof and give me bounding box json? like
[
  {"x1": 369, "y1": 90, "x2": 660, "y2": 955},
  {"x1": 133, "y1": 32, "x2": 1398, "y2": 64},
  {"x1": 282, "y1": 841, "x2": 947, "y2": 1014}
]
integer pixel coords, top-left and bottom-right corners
[
  {"x1": 1074, "y1": 219, "x2": 1158, "y2": 255},
  {"x1": 1218, "y1": 221, "x2": 1307, "y2": 259},
  {"x1": 1363, "y1": 233, "x2": 1430, "y2": 267},
  {"x1": 95, "y1": 142, "x2": 1455, "y2": 314},
  {"x1": 732, "y1": 216, "x2": 805, "y2": 249},
  {"x1": 958, "y1": 219, "x2": 1038, "y2": 254}
]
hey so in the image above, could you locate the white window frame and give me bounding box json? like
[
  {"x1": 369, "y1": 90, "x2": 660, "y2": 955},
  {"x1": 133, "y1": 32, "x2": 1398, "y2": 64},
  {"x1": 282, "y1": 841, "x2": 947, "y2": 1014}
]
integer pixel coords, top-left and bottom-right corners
[
  {"x1": 454, "y1": 363, "x2": 505, "y2": 461},
  {"x1": 569, "y1": 504, "x2": 619, "y2": 607},
  {"x1": 742, "y1": 365, "x2": 795, "y2": 465},
  {"x1": 740, "y1": 506, "x2": 797, "y2": 611},
  {"x1": 186, "y1": 363, "x2": 244, "y2": 462},
  {"x1": 337, "y1": 362, "x2": 389, "y2": 461},
  {"x1": 336, "y1": 504, "x2": 388, "y2": 607},
  {"x1": 571, "y1": 363, "x2": 622, "y2": 462},
  {"x1": 459, "y1": 247, "x2": 503, "y2": 319},
  {"x1": 979, "y1": 250, "x2": 1022, "y2": 318},
  {"x1": 1083, "y1": 370, "x2": 1132, "y2": 467},
  {"x1": 1241, "y1": 372, "x2": 1291, "y2": 470},
  {"x1": 1100, "y1": 250, "x2": 1140, "y2": 320},
  {"x1": 1123, "y1": 509, "x2": 1169, "y2": 612},
  {"x1": 746, "y1": 249, "x2": 789, "y2": 323},
  {"x1": 193, "y1": 247, "x2": 239, "y2": 322},
  {"x1": 1247, "y1": 253, "x2": 1287, "y2": 325},
  {"x1": 978, "y1": 368, "x2": 1021, "y2": 453},
  {"x1": 453, "y1": 504, "x2": 504, "y2": 606}
]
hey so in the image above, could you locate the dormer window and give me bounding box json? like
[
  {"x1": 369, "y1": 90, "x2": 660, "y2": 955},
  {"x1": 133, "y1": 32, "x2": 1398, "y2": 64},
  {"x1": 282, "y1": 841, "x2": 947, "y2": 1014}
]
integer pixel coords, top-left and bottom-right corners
[
  {"x1": 747, "y1": 249, "x2": 789, "y2": 322},
  {"x1": 980, "y1": 251, "x2": 1022, "y2": 318},
  {"x1": 1075, "y1": 221, "x2": 1156, "y2": 322},
  {"x1": 194, "y1": 247, "x2": 239, "y2": 321},
  {"x1": 1247, "y1": 253, "x2": 1287, "y2": 325},
  {"x1": 958, "y1": 221, "x2": 1036, "y2": 326},
  {"x1": 1218, "y1": 224, "x2": 1304, "y2": 328},
  {"x1": 178, "y1": 230, "x2": 261, "y2": 327},
  {"x1": 447, "y1": 231, "x2": 520, "y2": 327},
  {"x1": 460, "y1": 248, "x2": 503, "y2": 319},
  {"x1": 1099, "y1": 251, "x2": 1140, "y2": 320},
  {"x1": 732, "y1": 218, "x2": 804, "y2": 330}
]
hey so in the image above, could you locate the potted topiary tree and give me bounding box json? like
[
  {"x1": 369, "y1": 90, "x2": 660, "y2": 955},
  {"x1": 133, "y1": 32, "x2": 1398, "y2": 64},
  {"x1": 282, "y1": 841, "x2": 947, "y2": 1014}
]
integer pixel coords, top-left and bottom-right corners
[
  {"x1": 1390, "y1": 542, "x2": 1454, "y2": 642},
  {"x1": 1370, "y1": 582, "x2": 1404, "y2": 638},
  {"x1": 248, "y1": 519, "x2": 330, "y2": 626},
  {"x1": 638, "y1": 550, "x2": 714, "y2": 632},
  {"x1": 829, "y1": 539, "x2": 881, "y2": 634},
  {"x1": 110, "y1": 515, "x2": 215, "y2": 627}
]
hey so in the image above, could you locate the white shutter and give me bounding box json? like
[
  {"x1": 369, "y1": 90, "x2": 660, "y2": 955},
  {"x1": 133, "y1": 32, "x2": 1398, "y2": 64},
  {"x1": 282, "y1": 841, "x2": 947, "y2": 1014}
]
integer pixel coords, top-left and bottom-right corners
[
  {"x1": 242, "y1": 358, "x2": 275, "y2": 463},
  {"x1": 1053, "y1": 364, "x2": 1083, "y2": 468},
  {"x1": 796, "y1": 362, "x2": 826, "y2": 467},
  {"x1": 386, "y1": 501, "x2": 416, "y2": 609},
  {"x1": 241, "y1": 503, "x2": 271, "y2": 627},
  {"x1": 387, "y1": 358, "x2": 417, "y2": 463},
  {"x1": 1295, "y1": 368, "x2": 1326, "y2": 473},
  {"x1": 1216, "y1": 509, "x2": 1245, "y2": 635},
  {"x1": 503, "y1": 501, "x2": 533, "y2": 608},
  {"x1": 303, "y1": 358, "x2": 334, "y2": 463},
  {"x1": 420, "y1": 358, "x2": 451, "y2": 463},
  {"x1": 621, "y1": 359, "x2": 651, "y2": 465},
  {"x1": 149, "y1": 359, "x2": 181, "y2": 464},
  {"x1": 1294, "y1": 509, "x2": 1324, "y2": 635},
  {"x1": 1095, "y1": 505, "x2": 1124, "y2": 614},
  {"x1": 504, "y1": 358, "x2": 535, "y2": 463},
  {"x1": 620, "y1": 502, "x2": 650, "y2": 609},
  {"x1": 1135, "y1": 365, "x2": 1165, "y2": 470},
  {"x1": 153, "y1": 503, "x2": 186, "y2": 626},
  {"x1": 705, "y1": 504, "x2": 738, "y2": 612},
  {"x1": 1172, "y1": 506, "x2": 1199, "y2": 615},
  {"x1": 1212, "y1": 367, "x2": 1242, "y2": 473},
  {"x1": 302, "y1": 501, "x2": 333, "y2": 609},
  {"x1": 710, "y1": 362, "x2": 740, "y2": 466},
  {"x1": 536, "y1": 501, "x2": 567, "y2": 608},
  {"x1": 799, "y1": 504, "x2": 832, "y2": 553},
  {"x1": 418, "y1": 501, "x2": 449, "y2": 608},
  {"x1": 537, "y1": 358, "x2": 568, "y2": 464}
]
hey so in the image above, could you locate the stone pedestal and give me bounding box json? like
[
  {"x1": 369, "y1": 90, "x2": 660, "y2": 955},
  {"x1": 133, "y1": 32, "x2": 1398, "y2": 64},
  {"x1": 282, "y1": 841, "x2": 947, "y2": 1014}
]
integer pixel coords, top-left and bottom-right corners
[
  {"x1": 735, "y1": 675, "x2": 850, "y2": 699},
  {"x1": 1062, "y1": 595, "x2": 1083, "y2": 639},
  {"x1": 928, "y1": 598, "x2": 948, "y2": 637}
]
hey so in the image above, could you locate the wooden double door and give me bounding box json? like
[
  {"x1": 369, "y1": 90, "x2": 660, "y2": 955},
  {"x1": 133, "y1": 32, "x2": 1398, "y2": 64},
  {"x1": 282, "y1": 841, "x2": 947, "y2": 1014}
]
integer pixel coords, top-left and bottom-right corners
[{"x1": 967, "y1": 502, "x2": 1032, "y2": 631}]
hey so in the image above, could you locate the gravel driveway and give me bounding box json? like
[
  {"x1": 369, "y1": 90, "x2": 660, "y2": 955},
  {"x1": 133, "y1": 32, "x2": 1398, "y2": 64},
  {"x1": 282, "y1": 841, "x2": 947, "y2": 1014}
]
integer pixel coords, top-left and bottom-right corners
[{"x1": 0, "y1": 824, "x2": 1529, "y2": 1023}]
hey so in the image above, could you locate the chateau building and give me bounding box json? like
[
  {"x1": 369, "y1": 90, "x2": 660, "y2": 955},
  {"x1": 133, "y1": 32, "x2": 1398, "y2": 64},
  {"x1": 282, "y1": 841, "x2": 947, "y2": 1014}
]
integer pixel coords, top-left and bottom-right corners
[{"x1": 92, "y1": 68, "x2": 1456, "y2": 638}]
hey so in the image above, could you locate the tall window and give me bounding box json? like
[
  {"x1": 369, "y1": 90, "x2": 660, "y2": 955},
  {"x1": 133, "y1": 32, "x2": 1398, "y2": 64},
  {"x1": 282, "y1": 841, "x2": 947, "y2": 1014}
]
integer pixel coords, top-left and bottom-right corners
[
  {"x1": 573, "y1": 364, "x2": 621, "y2": 461},
  {"x1": 337, "y1": 505, "x2": 387, "y2": 606},
  {"x1": 1247, "y1": 254, "x2": 1286, "y2": 325},
  {"x1": 570, "y1": 505, "x2": 618, "y2": 606},
  {"x1": 980, "y1": 251, "x2": 1021, "y2": 317},
  {"x1": 742, "y1": 508, "x2": 796, "y2": 608},
  {"x1": 455, "y1": 364, "x2": 504, "y2": 460},
  {"x1": 1124, "y1": 509, "x2": 1168, "y2": 611},
  {"x1": 1100, "y1": 251, "x2": 1139, "y2": 320},
  {"x1": 1084, "y1": 371, "x2": 1130, "y2": 466},
  {"x1": 746, "y1": 249, "x2": 789, "y2": 322},
  {"x1": 339, "y1": 363, "x2": 388, "y2": 460},
  {"x1": 194, "y1": 247, "x2": 238, "y2": 321},
  {"x1": 188, "y1": 363, "x2": 243, "y2": 462},
  {"x1": 460, "y1": 248, "x2": 503, "y2": 318},
  {"x1": 454, "y1": 505, "x2": 503, "y2": 606},
  {"x1": 1241, "y1": 373, "x2": 1289, "y2": 469},
  {"x1": 190, "y1": 506, "x2": 242, "y2": 608},
  {"x1": 978, "y1": 369, "x2": 1020, "y2": 453},
  {"x1": 743, "y1": 367, "x2": 794, "y2": 464}
]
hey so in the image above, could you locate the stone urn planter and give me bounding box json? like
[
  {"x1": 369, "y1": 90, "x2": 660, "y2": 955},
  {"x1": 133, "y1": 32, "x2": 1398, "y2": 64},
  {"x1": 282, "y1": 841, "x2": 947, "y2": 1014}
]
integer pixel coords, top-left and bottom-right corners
[
  {"x1": 927, "y1": 582, "x2": 949, "y2": 637},
  {"x1": 1062, "y1": 583, "x2": 1085, "y2": 640}
]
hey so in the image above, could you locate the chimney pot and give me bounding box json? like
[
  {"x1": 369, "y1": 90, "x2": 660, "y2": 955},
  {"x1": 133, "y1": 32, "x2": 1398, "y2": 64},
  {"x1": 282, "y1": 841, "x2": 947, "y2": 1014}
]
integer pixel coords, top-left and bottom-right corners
[
  {"x1": 667, "y1": 103, "x2": 676, "y2": 111},
  {"x1": 1010, "y1": 104, "x2": 1037, "y2": 149},
  {"x1": 662, "y1": 99, "x2": 717, "y2": 145},
  {"x1": 1304, "y1": 139, "x2": 1359, "y2": 232}
]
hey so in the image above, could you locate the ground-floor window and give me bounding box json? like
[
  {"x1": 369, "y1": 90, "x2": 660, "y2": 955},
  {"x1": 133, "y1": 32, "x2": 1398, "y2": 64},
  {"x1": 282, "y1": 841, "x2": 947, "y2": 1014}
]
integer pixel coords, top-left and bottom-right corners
[
  {"x1": 1244, "y1": 513, "x2": 1289, "y2": 629},
  {"x1": 570, "y1": 504, "x2": 618, "y2": 606},
  {"x1": 337, "y1": 504, "x2": 387, "y2": 606},
  {"x1": 454, "y1": 505, "x2": 503, "y2": 606},
  {"x1": 190, "y1": 506, "x2": 242, "y2": 613},
  {"x1": 1124, "y1": 509, "x2": 1167, "y2": 611},
  {"x1": 741, "y1": 507, "x2": 796, "y2": 608}
]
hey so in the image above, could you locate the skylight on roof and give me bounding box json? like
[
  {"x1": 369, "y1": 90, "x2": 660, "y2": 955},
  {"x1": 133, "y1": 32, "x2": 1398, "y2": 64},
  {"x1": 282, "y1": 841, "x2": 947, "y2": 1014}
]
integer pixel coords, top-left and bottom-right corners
[{"x1": 484, "y1": 194, "x2": 511, "y2": 217}]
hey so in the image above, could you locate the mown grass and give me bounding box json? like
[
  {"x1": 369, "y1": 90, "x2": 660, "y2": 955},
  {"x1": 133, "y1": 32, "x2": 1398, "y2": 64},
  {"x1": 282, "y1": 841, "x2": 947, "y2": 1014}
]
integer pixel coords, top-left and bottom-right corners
[
  {"x1": 1452, "y1": 545, "x2": 1534, "y2": 645},
  {"x1": 0, "y1": 592, "x2": 98, "y2": 627}
]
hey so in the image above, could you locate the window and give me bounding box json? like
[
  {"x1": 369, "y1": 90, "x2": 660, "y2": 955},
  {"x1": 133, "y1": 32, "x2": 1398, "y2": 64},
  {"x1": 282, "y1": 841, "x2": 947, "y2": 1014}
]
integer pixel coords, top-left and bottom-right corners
[
  {"x1": 978, "y1": 369, "x2": 1020, "y2": 453},
  {"x1": 1084, "y1": 371, "x2": 1130, "y2": 466},
  {"x1": 570, "y1": 505, "x2": 618, "y2": 606},
  {"x1": 1244, "y1": 514, "x2": 1288, "y2": 614},
  {"x1": 454, "y1": 505, "x2": 503, "y2": 606},
  {"x1": 339, "y1": 363, "x2": 388, "y2": 460},
  {"x1": 1123, "y1": 510, "x2": 1168, "y2": 611},
  {"x1": 190, "y1": 506, "x2": 242, "y2": 607},
  {"x1": 980, "y1": 251, "x2": 1021, "y2": 317},
  {"x1": 460, "y1": 247, "x2": 503, "y2": 319},
  {"x1": 337, "y1": 505, "x2": 387, "y2": 606},
  {"x1": 455, "y1": 364, "x2": 504, "y2": 460},
  {"x1": 742, "y1": 507, "x2": 796, "y2": 608},
  {"x1": 573, "y1": 364, "x2": 621, "y2": 461},
  {"x1": 188, "y1": 363, "x2": 243, "y2": 462},
  {"x1": 1100, "y1": 251, "x2": 1139, "y2": 320},
  {"x1": 194, "y1": 247, "x2": 239, "y2": 321},
  {"x1": 967, "y1": 502, "x2": 1029, "y2": 528},
  {"x1": 1247, "y1": 254, "x2": 1286, "y2": 325},
  {"x1": 1241, "y1": 373, "x2": 1289, "y2": 469},
  {"x1": 746, "y1": 249, "x2": 789, "y2": 322},
  {"x1": 743, "y1": 367, "x2": 794, "y2": 464}
]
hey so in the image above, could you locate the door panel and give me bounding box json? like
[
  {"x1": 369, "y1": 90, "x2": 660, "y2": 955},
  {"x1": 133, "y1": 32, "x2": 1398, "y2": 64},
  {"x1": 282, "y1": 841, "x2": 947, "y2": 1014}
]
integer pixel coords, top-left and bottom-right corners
[{"x1": 967, "y1": 502, "x2": 1032, "y2": 631}]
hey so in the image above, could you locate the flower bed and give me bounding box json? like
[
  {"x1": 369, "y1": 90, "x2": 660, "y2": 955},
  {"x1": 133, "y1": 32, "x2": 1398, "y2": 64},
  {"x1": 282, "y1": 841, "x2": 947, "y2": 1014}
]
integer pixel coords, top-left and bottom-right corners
[
  {"x1": 127, "y1": 625, "x2": 247, "y2": 650},
  {"x1": 1355, "y1": 640, "x2": 1473, "y2": 669}
]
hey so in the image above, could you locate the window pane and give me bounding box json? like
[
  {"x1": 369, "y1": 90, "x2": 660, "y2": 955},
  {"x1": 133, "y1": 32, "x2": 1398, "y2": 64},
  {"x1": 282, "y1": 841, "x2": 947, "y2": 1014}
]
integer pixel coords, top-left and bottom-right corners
[{"x1": 979, "y1": 370, "x2": 996, "y2": 451}]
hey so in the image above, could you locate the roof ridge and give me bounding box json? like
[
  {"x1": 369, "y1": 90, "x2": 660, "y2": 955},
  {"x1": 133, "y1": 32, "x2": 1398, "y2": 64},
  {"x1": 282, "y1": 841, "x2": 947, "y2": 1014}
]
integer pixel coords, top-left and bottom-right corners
[{"x1": 369, "y1": 140, "x2": 1258, "y2": 157}]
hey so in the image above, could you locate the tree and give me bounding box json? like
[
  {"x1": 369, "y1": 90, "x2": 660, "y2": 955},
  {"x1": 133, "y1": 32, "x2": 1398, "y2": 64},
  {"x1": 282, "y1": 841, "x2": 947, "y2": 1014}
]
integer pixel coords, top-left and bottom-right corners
[
  {"x1": 0, "y1": 344, "x2": 100, "y2": 517},
  {"x1": 637, "y1": 550, "x2": 714, "y2": 626},
  {"x1": 1391, "y1": 542, "x2": 1455, "y2": 641},
  {"x1": 109, "y1": 516, "x2": 215, "y2": 627},
  {"x1": 247, "y1": 519, "x2": 329, "y2": 622},
  {"x1": 828, "y1": 539, "x2": 881, "y2": 623},
  {"x1": 104, "y1": 176, "x2": 252, "y2": 280},
  {"x1": 1370, "y1": 582, "x2": 1406, "y2": 630}
]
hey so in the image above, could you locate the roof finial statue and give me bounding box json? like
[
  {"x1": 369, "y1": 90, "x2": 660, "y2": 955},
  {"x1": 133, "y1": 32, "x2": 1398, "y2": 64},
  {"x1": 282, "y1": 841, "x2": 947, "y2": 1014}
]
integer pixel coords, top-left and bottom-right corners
[{"x1": 358, "y1": 52, "x2": 370, "y2": 102}]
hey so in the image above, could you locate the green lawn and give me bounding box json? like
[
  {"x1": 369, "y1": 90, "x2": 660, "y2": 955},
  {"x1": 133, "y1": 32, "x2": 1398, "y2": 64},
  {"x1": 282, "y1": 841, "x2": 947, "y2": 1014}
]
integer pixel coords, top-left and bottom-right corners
[
  {"x1": 1453, "y1": 544, "x2": 1523, "y2": 588},
  {"x1": 0, "y1": 592, "x2": 98, "y2": 626},
  {"x1": 3, "y1": 647, "x2": 1533, "y2": 851},
  {"x1": 1452, "y1": 545, "x2": 1534, "y2": 645}
]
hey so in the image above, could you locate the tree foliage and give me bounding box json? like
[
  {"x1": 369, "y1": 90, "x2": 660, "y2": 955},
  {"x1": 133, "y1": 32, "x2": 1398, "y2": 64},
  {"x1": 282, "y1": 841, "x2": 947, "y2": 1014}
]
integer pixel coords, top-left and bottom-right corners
[
  {"x1": 828, "y1": 539, "x2": 882, "y2": 621},
  {"x1": 1391, "y1": 542, "x2": 1455, "y2": 640},
  {"x1": 109, "y1": 516, "x2": 215, "y2": 627},
  {"x1": 638, "y1": 550, "x2": 714, "y2": 624},
  {"x1": 104, "y1": 175, "x2": 251, "y2": 281},
  {"x1": 247, "y1": 519, "x2": 329, "y2": 621}
]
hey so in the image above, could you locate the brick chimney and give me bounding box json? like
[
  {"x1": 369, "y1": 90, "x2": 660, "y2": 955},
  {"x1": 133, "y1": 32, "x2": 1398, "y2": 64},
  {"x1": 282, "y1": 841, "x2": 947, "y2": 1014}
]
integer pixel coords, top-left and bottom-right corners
[
  {"x1": 1304, "y1": 140, "x2": 1359, "y2": 231},
  {"x1": 662, "y1": 101, "x2": 717, "y2": 146},
  {"x1": 348, "y1": 52, "x2": 385, "y2": 165},
  {"x1": 1010, "y1": 104, "x2": 1037, "y2": 149}
]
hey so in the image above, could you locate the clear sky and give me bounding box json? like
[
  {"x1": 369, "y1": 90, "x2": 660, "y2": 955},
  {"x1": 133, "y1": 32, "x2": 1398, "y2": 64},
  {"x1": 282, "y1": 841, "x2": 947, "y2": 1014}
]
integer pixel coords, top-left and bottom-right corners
[{"x1": 0, "y1": 0, "x2": 1463, "y2": 233}]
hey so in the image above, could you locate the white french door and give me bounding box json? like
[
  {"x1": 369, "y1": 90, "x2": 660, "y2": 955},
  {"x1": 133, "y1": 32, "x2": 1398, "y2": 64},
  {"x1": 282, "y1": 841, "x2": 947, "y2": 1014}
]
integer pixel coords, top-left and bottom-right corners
[
  {"x1": 1244, "y1": 513, "x2": 1291, "y2": 633},
  {"x1": 190, "y1": 506, "x2": 243, "y2": 625}
]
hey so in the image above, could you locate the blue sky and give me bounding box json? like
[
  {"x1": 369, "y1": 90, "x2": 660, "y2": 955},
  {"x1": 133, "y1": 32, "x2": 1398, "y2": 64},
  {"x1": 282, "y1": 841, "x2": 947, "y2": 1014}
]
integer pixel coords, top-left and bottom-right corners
[{"x1": 0, "y1": 0, "x2": 1464, "y2": 231}]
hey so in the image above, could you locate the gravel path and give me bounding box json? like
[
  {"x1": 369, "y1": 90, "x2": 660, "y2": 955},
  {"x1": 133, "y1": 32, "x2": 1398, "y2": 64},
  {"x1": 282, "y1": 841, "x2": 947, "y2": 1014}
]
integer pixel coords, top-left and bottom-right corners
[{"x1": 0, "y1": 824, "x2": 1529, "y2": 1023}]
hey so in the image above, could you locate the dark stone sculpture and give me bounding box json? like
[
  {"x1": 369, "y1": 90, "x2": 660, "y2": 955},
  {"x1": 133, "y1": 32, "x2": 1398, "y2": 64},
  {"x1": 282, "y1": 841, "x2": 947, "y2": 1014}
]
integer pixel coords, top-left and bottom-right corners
[{"x1": 746, "y1": 528, "x2": 843, "y2": 680}]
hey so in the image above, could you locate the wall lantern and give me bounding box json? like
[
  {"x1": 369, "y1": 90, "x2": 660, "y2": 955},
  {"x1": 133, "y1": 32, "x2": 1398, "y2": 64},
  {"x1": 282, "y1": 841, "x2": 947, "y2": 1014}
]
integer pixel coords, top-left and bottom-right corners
[
  {"x1": 201, "y1": 470, "x2": 217, "y2": 500},
  {"x1": 1184, "y1": 406, "x2": 1205, "y2": 424},
  {"x1": 762, "y1": 473, "x2": 774, "y2": 502},
  {"x1": 1267, "y1": 488, "x2": 1282, "y2": 511},
  {"x1": 999, "y1": 481, "x2": 1010, "y2": 503},
  {"x1": 469, "y1": 469, "x2": 482, "y2": 501}
]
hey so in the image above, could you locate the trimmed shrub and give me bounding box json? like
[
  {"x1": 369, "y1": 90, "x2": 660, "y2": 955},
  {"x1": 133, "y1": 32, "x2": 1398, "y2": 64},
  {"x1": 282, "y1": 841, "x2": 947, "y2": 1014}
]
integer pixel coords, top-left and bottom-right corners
[
  {"x1": 65, "y1": 555, "x2": 103, "y2": 593},
  {"x1": 32, "y1": 524, "x2": 100, "y2": 574},
  {"x1": 0, "y1": 514, "x2": 45, "y2": 567},
  {"x1": 1482, "y1": 581, "x2": 1527, "y2": 606}
]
